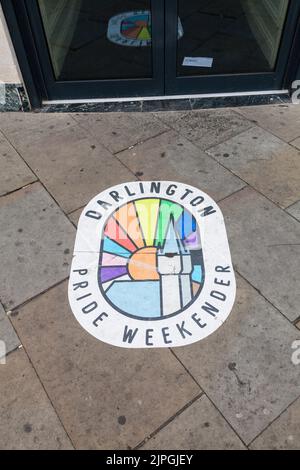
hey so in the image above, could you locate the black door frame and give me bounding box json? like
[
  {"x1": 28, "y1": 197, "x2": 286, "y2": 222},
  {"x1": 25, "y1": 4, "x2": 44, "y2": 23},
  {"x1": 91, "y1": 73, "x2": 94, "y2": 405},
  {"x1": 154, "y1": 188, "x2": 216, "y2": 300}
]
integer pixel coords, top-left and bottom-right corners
[
  {"x1": 165, "y1": 0, "x2": 300, "y2": 95},
  {"x1": 22, "y1": 0, "x2": 165, "y2": 100},
  {"x1": 1, "y1": 0, "x2": 300, "y2": 106}
]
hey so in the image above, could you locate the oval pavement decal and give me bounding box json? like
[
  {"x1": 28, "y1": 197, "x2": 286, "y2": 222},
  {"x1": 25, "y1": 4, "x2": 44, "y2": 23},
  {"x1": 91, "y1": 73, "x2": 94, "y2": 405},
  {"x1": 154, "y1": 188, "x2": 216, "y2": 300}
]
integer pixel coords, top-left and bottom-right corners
[{"x1": 68, "y1": 181, "x2": 236, "y2": 348}]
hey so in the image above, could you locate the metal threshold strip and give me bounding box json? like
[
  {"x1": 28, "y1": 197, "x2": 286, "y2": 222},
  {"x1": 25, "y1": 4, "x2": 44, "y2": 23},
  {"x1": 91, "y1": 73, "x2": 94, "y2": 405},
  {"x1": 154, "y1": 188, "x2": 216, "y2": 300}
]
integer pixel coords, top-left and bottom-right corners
[{"x1": 43, "y1": 89, "x2": 289, "y2": 105}]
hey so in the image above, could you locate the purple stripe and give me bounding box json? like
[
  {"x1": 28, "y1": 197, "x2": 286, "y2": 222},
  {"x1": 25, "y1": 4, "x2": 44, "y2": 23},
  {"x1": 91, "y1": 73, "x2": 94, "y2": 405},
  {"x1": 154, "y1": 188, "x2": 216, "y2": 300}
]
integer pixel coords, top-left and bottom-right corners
[{"x1": 100, "y1": 266, "x2": 128, "y2": 283}]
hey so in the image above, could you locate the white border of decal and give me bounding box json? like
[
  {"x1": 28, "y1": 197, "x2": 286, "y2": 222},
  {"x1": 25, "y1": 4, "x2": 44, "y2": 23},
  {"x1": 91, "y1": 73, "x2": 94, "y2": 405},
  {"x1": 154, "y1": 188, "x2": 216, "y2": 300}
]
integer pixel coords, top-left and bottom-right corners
[{"x1": 69, "y1": 182, "x2": 236, "y2": 348}]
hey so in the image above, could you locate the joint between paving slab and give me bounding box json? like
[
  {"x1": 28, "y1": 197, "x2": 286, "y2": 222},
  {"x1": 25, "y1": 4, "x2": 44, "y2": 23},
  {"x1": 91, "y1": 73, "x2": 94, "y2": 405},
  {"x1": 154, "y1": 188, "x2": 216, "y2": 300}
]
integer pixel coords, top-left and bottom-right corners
[
  {"x1": 0, "y1": 180, "x2": 38, "y2": 200},
  {"x1": 70, "y1": 113, "x2": 171, "y2": 177},
  {"x1": 170, "y1": 348, "x2": 250, "y2": 448},
  {"x1": 134, "y1": 391, "x2": 203, "y2": 450},
  {"x1": 169, "y1": 348, "x2": 202, "y2": 389},
  {"x1": 235, "y1": 269, "x2": 298, "y2": 326},
  {"x1": 283, "y1": 201, "x2": 300, "y2": 224},
  {"x1": 288, "y1": 140, "x2": 300, "y2": 150},
  {"x1": 205, "y1": 142, "x2": 300, "y2": 213},
  {"x1": 293, "y1": 316, "x2": 300, "y2": 327},
  {"x1": 13, "y1": 341, "x2": 76, "y2": 449},
  {"x1": 202, "y1": 393, "x2": 249, "y2": 449},
  {"x1": 0, "y1": 129, "x2": 72, "y2": 219},
  {"x1": 113, "y1": 128, "x2": 171, "y2": 156},
  {"x1": 153, "y1": 108, "x2": 256, "y2": 152},
  {"x1": 234, "y1": 106, "x2": 300, "y2": 146},
  {"x1": 247, "y1": 391, "x2": 300, "y2": 448},
  {"x1": 283, "y1": 210, "x2": 300, "y2": 224},
  {"x1": 217, "y1": 185, "x2": 249, "y2": 204},
  {"x1": 69, "y1": 114, "x2": 139, "y2": 180},
  {"x1": 4, "y1": 276, "x2": 69, "y2": 314},
  {"x1": 0, "y1": 344, "x2": 22, "y2": 362}
]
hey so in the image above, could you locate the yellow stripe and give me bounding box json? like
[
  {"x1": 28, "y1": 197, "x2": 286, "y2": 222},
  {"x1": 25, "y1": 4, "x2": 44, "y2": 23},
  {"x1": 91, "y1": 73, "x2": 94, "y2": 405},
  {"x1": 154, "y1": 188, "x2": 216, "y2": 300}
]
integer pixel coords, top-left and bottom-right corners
[{"x1": 134, "y1": 199, "x2": 160, "y2": 246}]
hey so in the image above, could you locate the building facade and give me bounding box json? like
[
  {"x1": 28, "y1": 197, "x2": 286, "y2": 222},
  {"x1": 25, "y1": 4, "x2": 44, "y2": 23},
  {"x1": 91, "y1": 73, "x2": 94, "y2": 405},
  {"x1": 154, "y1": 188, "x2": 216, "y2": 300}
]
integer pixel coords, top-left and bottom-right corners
[{"x1": 1, "y1": 0, "x2": 300, "y2": 109}]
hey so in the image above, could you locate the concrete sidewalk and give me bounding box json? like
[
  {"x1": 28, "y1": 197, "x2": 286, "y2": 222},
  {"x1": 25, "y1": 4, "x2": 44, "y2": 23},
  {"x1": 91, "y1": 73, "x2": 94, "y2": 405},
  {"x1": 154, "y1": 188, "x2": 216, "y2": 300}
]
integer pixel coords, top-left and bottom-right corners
[{"x1": 0, "y1": 104, "x2": 300, "y2": 450}]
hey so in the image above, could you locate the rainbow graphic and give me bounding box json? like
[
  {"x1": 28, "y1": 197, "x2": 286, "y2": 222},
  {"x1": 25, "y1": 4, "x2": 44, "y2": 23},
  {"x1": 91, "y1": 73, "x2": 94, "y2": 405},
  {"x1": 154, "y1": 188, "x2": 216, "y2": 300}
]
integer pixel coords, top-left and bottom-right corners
[
  {"x1": 98, "y1": 198, "x2": 204, "y2": 320},
  {"x1": 121, "y1": 13, "x2": 151, "y2": 42},
  {"x1": 107, "y1": 11, "x2": 183, "y2": 47}
]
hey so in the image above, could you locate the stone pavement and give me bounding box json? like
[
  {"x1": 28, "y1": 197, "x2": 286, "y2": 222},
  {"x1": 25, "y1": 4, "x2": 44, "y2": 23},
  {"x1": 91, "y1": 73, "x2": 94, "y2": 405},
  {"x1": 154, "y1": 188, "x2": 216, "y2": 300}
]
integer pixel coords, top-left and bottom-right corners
[{"x1": 0, "y1": 104, "x2": 300, "y2": 450}]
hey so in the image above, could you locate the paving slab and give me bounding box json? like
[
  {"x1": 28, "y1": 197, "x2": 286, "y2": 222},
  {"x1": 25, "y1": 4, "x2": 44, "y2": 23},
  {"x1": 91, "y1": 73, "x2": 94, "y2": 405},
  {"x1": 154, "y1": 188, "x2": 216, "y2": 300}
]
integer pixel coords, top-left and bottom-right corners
[
  {"x1": 8, "y1": 124, "x2": 135, "y2": 213},
  {"x1": 0, "y1": 348, "x2": 73, "y2": 449},
  {"x1": 220, "y1": 187, "x2": 300, "y2": 322},
  {"x1": 250, "y1": 397, "x2": 300, "y2": 450},
  {"x1": 155, "y1": 109, "x2": 254, "y2": 150},
  {"x1": 72, "y1": 112, "x2": 170, "y2": 154},
  {"x1": 142, "y1": 395, "x2": 246, "y2": 450},
  {"x1": 11, "y1": 281, "x2": 201, "y2": 450},
  {"x1": 0, "y1": 112, "x2": 76, "y2": 147},
  {"x1": 290, "y1": 137, "x2": 300, "y2": 150},
  {"x1": 236, "y1": 104, "x2": 300, "y2": 142},
  {"x1": 0, "y1": 303, "x2": 20, "y2": 359},
  {"x1": 68, "y1": 207, "x2": 84, "y2": 227},
  {"x1": 174, "y1": 274, "x2": 300, "y2": 444},
  {"x1": 117, "y1": 130, "x2": 245, "y2": 201},
  {"x1": 286, "y1": 200, "x2": 300, "y2": 222},
  {"x1": 296, "y1": 321, "x2": 300, "y2": 330},
  {"x1": 207, "y1": 126, "x2": 300, "y2": 208},
  {"x1": 0, "y1": 183, "x2": 75, "y2": 309},
  {"x1": 0, "y1": 132, "x2": 36, "y2": 196}
]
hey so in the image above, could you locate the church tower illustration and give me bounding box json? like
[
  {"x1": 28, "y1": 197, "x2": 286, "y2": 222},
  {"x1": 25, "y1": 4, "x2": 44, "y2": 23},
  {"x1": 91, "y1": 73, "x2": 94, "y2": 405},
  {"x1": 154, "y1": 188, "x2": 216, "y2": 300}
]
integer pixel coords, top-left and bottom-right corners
[{"x1": 157, "y1": 217, "x2": 193, "y2": 316}]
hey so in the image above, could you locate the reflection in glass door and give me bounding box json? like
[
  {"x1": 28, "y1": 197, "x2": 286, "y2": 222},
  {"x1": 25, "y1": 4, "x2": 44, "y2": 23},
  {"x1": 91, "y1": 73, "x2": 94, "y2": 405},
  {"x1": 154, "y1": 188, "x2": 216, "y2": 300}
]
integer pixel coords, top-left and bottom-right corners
[
  {"x1": 26, "y1": 0, "x2": 164, "y2": 99},
  {"x1": 38, "y1": 0, "x2": 154, "y2": 81},
  {"x1": 166, "y1": 0, "x2": 294, "y2": 95},
  {"x1": 176, "y1": 0, "x2": 290, "y2": 76}
]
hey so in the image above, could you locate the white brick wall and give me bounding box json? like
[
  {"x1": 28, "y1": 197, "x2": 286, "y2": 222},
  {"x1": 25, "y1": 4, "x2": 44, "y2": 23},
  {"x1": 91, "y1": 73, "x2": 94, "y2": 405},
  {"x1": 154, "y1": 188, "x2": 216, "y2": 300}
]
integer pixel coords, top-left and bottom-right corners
[{"x1": 0, "y1": 4, "x2": 21, "y2": 84}]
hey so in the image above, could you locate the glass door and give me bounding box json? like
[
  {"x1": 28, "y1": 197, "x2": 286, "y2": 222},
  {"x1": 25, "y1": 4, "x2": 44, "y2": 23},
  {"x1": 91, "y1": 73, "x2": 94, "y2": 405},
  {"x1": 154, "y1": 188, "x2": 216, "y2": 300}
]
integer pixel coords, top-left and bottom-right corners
[
  {"x1": 24, "y1": 0, "x2": 164, "y2": 100},
  {"x1": 165, "y1": 0, "x2": 298, "y2": 95},
  {"x1": 9, "y1": 0, "x2": 300, "y2": 101}
]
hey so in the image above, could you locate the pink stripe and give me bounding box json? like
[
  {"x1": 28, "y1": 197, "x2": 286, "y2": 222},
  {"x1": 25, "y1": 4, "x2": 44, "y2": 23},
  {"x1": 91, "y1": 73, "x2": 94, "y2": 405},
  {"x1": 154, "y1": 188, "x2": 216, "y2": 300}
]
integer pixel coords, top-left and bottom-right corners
[{"x1": 102, "y1": 252, "x2": 129, "y2": 267}]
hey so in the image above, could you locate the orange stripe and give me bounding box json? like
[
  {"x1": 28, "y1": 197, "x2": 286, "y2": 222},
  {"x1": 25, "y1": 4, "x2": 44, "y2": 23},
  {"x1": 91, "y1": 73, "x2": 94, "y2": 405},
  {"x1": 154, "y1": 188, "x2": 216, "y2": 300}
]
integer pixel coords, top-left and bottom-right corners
[{"x1": 114, "y1": 203, "x2": 145, "y2": 249}]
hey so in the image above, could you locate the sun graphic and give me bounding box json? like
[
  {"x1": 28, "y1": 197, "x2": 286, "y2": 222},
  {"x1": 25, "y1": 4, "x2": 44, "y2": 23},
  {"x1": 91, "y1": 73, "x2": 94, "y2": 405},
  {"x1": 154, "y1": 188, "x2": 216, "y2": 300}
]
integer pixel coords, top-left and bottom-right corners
[{"x1": 98, "y1": 198, "x2": 204, "y2": 320}]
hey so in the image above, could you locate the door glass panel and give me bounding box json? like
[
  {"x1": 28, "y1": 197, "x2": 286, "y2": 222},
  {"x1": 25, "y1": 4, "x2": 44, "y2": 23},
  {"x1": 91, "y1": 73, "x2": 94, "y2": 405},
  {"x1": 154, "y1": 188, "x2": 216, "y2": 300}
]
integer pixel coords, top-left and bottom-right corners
[
  {"x1": 177, "y1": 0, "x2": 290, "y2": 76},
  {"x1": 37, "y1": 0, "x2": 153, "y2": 80}
]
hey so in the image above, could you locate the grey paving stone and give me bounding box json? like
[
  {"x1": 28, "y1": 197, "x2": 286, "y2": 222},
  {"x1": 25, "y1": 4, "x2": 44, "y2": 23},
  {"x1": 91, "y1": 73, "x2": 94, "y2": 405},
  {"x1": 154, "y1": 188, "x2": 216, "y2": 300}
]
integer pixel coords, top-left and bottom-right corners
[
  {"x1": 0, "y1": 303, "x2": 20, "y2": 359},
  {"x1": 250, "y1": 397, "x2": 300, "y2": 450},
  {"x1": 155, "y1": 109, "x2": 254, "y2": 150},
  {"x1": 0, "y1": 348, "x2": 73, "y2": 449},
  {"x1": 73, "y1": 112, "x2": 170, "y2": 154},
  {"x1": 236, "y1": 104, "x2": 300, "y2": 143},
  {"x1": 0, "y1": 133, "x2": 36, "y2": 196},
  {"x1": 0, "y1": 112, "x2": 76, "y2": 148},
  {"x1": 220, "y1": 187, "x2": 300, "y2": 322},
  {"x1": 290, "y1": 137, "x2": 300, "y2": 150},
  {"x1": 174, "y1": 274, "x2": 300, "y2": 444},
  {"x1": 296, "y1": 321, "x2": 300, "y2": 330},
  {"x1": 286, "y1": 200, "x2": 300, "y2": 222},
  {"x1": 142, "y1": 395, "x2": 246, "y2": 450},
  {"x1": 0, "y1": 183, "x2": 75, "y2": 309},
  {"x1": 11, "y1": 281, "x2": 201, "y2": 450},
  {"x1": 118, "y1": 130, "x2": 245, "y2": 201},
  {"x1": 68, "y1": 207, "x2": 84, "y2": 227},
  {"x1": 9, "y1": 124, "x2": 135, "y2": 213},
  {"x1": 207, "y1": 126, "x2": 300, "y2": 208}
]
